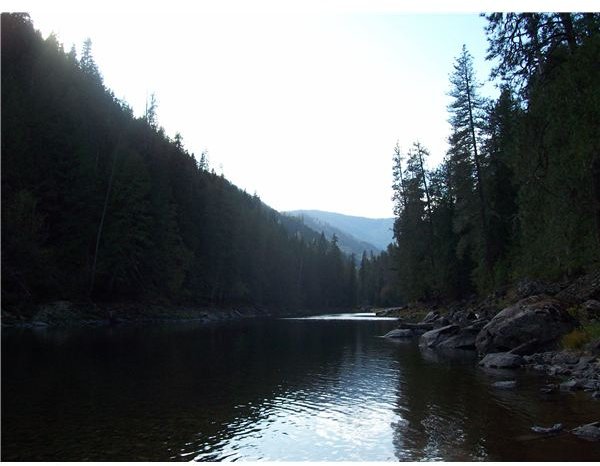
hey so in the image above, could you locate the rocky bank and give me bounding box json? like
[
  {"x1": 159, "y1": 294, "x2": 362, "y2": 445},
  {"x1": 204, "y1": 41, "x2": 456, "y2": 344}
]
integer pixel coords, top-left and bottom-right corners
[
  {"x1": 1, "y1": 300, "x2": 273, "y2": 328},
  {"x1": 380, "y1": 269, "x2": 600, "y2": 438}
]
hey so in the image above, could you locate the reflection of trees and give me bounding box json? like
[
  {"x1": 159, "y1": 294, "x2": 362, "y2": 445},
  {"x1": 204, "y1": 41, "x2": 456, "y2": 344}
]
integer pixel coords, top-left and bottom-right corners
[
  {"x1": 1, "y1": 319, "x2": 397, "y2": 461},
  {"x1": 5, "y1": 321, "x2": 600, "y2": 461},
  {"x1": 392, "y1": 345, "x2": 510, "y2": 460},
  {"x1": 391, "y1": 346, "x2": 600, "y2": 461}
]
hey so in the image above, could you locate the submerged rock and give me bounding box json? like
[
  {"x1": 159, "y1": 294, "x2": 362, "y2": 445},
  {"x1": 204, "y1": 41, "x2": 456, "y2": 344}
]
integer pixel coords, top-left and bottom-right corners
[
  {"x1": 560, "y1": 378, "x2": 585, "y2": 391},
  {"x1": 479, "y1": 352, "x2": 524, "y2": 369},
  {"x1": 383, "y1": 328, "x2": 414, "y2": 339},
  {"x1": 475, "y1": 296, "x2": 577, "y2": 355},
  {"x1": 572, "y1": 422, "x2": 600, "y2": 441},
  {"x1": 540, "y1": 384, "x2": 558, "y2": 394},
  {"x1": 493, "y1": 380, "x2": 517, "y2": 389},
  {"x1": 531, "y1": 423, "x2": 563, "y2": 434}
]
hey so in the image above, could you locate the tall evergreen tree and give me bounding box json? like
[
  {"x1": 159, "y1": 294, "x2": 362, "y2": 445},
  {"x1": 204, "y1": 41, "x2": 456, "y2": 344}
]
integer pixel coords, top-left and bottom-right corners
[
  {"x1": 79, "y1": 38, "x2": 102, "y2": 83},
  {"x1": 447, "y1": 45, "x2": 492, "y2": 290}
]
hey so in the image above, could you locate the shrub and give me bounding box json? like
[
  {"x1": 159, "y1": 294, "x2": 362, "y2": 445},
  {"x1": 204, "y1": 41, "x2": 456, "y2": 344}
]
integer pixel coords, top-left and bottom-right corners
[
  {"x1": 561, "y1": 322, "x2": 600, "y2": 350},
  {"x1": 561, "y1": 328, "x2": 590, "y2": 350}
]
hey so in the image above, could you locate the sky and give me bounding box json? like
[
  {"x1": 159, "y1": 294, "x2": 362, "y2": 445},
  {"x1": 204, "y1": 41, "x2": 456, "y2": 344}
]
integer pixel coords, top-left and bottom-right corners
[{"x1": 7, "y1": 1, "x2": 572, "y2": 218}]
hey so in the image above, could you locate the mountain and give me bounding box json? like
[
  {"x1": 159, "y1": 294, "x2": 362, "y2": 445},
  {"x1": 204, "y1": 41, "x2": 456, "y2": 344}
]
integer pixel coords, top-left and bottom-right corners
[
  {"x1": 286, "y1": 210, "x2": 395, "y2": 254},
  {"x1": 282, "y1": 212, "x2": 380, "y2": 257}
]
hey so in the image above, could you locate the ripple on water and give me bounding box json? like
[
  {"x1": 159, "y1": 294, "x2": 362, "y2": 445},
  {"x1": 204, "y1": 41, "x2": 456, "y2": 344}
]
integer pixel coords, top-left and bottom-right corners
[{"x1": 4, "y1": 314, "x2": 600, "y2": 461}]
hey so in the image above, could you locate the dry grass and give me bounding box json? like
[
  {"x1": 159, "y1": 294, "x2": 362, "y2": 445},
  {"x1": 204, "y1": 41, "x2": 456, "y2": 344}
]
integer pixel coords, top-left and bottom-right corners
[{"x1": 561, "y1": 322, "x2": 600, "y2": 350}]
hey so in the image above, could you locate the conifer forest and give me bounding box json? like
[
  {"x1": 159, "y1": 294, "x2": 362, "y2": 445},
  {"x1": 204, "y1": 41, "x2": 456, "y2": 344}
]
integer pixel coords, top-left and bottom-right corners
[{"x1": 2, "y1": 12, "x2": 599, "y2": 315}]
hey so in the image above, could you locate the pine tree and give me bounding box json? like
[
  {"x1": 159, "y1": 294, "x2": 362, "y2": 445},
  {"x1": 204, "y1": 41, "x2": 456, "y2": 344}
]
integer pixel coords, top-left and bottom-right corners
[
  {"x1": 144, "y1": 93, "x2": 158, "y2": 129},
  {"x1": 392, "y1": 141, "x2": 407, "y2": 216},
  {"x1": 79, "y1": 38, "x2": 102, "y2": 83},
  {"x1": 484, "y1": 13, "x2": 600, "y2": 98},
  {"x1": 447, "y1": 45, "x2": 491, "y2": 289}
]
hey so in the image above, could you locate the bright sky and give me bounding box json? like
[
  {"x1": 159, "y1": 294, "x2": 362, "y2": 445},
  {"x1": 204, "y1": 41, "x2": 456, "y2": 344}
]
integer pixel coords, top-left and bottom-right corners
[{"x1": 7, "y1": 1, "x2": 580, "y2": 217}]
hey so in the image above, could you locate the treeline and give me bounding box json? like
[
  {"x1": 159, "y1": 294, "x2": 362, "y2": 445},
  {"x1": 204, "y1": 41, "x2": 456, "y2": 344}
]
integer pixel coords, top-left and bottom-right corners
[
  {"x1": 1, "y1": 13, "x2": 358, "y2": 314},
  {"x1": 391, "y1": 13, "x2": 600, "y2": 303}
]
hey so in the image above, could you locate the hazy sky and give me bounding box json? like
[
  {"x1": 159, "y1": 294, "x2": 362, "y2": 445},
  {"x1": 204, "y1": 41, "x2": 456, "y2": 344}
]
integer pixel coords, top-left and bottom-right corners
[{"x1": 12, "y1": 2, "x2": 518, "y2": 217}]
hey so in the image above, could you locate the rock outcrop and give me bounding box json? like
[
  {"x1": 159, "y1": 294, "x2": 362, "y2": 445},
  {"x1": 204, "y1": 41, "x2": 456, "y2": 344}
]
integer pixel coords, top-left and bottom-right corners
[
  {"x1": 419, "y1": 325, "x2": 461, "y2": 348},
  {"x1": 479, "y1": 352, "x2": 524, "y2": 369},
  {"x1": 475, "y1": 296, "x2": 577, "y2": 355},
  {"x1": 572, "y1": 422, "x2": 600, "y2": 441},
  {"x1": 556, "y1": 270, "x2": 600, "y2": 304}
]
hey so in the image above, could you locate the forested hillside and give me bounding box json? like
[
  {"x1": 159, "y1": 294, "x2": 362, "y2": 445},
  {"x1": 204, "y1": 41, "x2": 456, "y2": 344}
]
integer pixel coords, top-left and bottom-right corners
[
  {"x1": 284, "y1": 211, "x2": 381, "y2": 257},
  {"x1": 287, "y1": 210, "x2": 394, "y2": 251},
  {"x1": 3, "y1": 13, "x2": 598, "y2": 318},
  {"x1": 390, "y1": 13, "x2": 600, "y2": 303},
  {"x1": 1, "y1": 13, "x2": 359, "y2": 315}
]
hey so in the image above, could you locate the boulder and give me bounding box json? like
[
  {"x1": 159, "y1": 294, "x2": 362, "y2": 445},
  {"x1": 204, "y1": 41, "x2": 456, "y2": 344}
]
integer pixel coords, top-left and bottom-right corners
[
  {"x1": 572, "y1": 422, "x2": 600, "y2": 441},
  {"x1": 474, "y1": 304, "x2": 502, "y2": 321},
  {"x1": 508, "y1": 339, "x2": 542, "y2": 356},
  {"x1": 516, "y1": 279, "x2": 560, "y2": 299},
  {"x1": 560, "y1": 378, "x2": 584, "y2": 391},
  {"x1": 432, "y1": 317, "x2": 452, "y2": 328},
  {"x1": 436, "y1": 327, "x2": 479, "y2": 350},
  {"x1": 583, "y1": 299, "x2": 600, "y2": 320},
  {"x1": 419, "y1": 324, "x2": 460, "y2": 348},
  {"x1": 475, "y1": 296, "x2": 577, "y2": 355},
  {"x1": 464, "y1": 318, "x2": 489, "y2": 331},
  {"x1": 586, "y1": 338, "x2": 600, "y2": 356},
  {"x1": 398, "y1": 322, "x2": 434, "y2": 334},
  {"x1": 556, "y1": 270, "x2": 600, "y2": 304},
  {"x1": 421, "y1": 310, "x2": 439, "y2": 323},
  {"x1": 383, "y1": 328, "x2": 414, "y2": 339},
  {"x1": 479, "y1": 352, "x2": 524, "y2": 369},
  {"x1": 447, "y1": 309, "x2": 477, "y2": 325}
]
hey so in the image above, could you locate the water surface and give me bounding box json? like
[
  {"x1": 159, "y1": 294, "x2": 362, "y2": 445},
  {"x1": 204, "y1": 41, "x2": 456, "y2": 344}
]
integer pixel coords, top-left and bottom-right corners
[{"x1": 2, "y1": 312, "x2": 600, "y2": 461}]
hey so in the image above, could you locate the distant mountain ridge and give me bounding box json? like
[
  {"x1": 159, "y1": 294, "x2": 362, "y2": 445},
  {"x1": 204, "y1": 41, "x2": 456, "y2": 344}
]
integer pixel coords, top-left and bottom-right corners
[
  {"x1": 283, "y1": 212, "x2": 380, "y2": 257},
  {"x1": 286, "y1": 210, "x2": 395, "y2": 255}
]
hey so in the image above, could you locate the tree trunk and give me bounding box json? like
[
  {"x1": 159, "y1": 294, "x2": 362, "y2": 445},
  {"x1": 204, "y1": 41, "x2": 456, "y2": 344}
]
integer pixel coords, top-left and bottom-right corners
[
  {"x1": 416, "y1": 142, "x2": 436, "y2": 271},
  {"x1": 465, "y1": 72, "x2": 493, "y2": 274},
  {"x1": 559, "y1": 13, "x2": 577, "y2": 54},
  {"x1": 89, "y1": 138, "x2": 121, "y2": 297}
]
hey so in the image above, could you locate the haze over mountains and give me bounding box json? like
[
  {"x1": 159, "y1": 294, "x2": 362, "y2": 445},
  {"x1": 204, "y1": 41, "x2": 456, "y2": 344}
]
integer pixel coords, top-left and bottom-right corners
[{"x1": 285, "y1": 210, "x2": 395, "y2": 257}]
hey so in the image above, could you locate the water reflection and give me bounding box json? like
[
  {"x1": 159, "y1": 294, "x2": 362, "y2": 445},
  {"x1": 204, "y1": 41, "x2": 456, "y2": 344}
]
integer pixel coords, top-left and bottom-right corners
[
  {"x1": 391, "y1": 345, "x2": 600, "y2": 461},
  {"x1": 2, "y1": 315, "x2": 600, "y2": 461}
]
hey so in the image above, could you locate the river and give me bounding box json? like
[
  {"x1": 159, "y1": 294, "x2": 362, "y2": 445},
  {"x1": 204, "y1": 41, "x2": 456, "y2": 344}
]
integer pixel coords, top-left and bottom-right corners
[{"x1": 2, "y1": 312, "x2": 600, "y2": 461}]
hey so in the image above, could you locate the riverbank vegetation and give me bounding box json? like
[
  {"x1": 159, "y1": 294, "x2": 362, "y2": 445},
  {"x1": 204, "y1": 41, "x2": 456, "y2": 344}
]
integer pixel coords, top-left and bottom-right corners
[{"x1": 389, "y1": 13, "x2": 600, "y2": 304}]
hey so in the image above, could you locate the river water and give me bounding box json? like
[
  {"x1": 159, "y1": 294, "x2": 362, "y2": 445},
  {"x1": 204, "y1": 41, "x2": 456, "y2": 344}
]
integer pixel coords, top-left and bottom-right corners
[{"x1": 2, "y1": 312, "x2": 600, "y2": 461}]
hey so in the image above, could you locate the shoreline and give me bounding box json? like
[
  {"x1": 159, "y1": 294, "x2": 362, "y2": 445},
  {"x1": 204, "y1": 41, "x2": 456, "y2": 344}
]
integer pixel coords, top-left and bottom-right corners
[
  {"x1": 0, "y1": 301, "x2": 276, "y2": 329},
  {"x1": 379, "y1": 269, "x2": 600, "y2": 424},
  {"x1": 0, "y1": 301, "x2": 349, "y2": 329}
]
